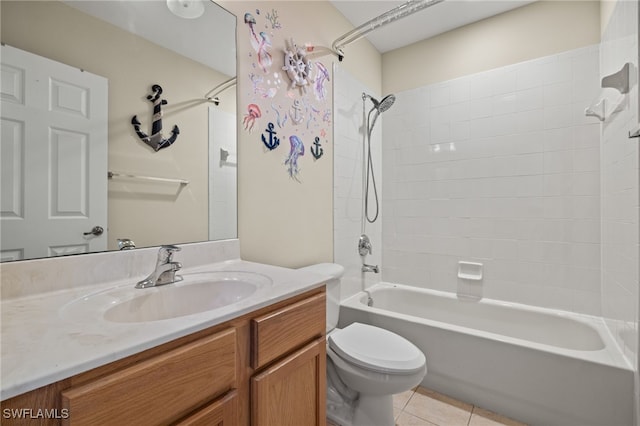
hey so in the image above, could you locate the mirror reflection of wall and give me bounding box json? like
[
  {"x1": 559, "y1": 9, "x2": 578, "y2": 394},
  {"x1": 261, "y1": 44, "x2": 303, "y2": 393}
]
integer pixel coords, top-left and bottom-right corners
[
  {"x1": 0, "y1": 0, "x2": 237, "y2": 262},
  {"x1": 209, "y1": 106, "x2": 237, "y2": 241}
]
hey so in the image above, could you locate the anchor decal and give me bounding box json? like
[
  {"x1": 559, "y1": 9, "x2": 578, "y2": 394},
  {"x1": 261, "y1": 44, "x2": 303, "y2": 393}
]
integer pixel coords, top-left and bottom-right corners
[
  {"x1": 131, "y1": 84, "x2": 179, "y2": 152},
  {"x1": 261, "y1": 122, "x2": 280, "y2": 150},
  {"x1": 290, "y1": 99, "x2": 304, "y2": 125},
  {"x1": 311, "y1": 137, "x2": 323, "y2": 160}
]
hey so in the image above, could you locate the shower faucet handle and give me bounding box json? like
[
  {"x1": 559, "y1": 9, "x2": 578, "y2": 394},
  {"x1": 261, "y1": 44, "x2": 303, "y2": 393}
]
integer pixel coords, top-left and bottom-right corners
[{"x1": 358, "y1": 234, "x2": 373, "y2": 256}]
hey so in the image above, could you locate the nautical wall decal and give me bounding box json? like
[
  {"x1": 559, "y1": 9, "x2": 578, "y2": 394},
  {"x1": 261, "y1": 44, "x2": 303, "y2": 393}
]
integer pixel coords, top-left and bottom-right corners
[
  {"x1": 314, "y1": 63, "x2": 330, "y2": 101},
  {"x1": 285, "y1": 135, "x2": 305, "y2": 181},
  {"x1": 131, "y1": 84, "x2": 179, "y2": 152},
  {"x1": 245, "y1": 12, "x2": 273, "y2": 73},
  {"x1": 240, "y1": 7, "x2": 332, "y2": 183},
  {"x1": 311, "y1": 137, "x2": 323, "y2": 160},
  {"x1": 243, "y1": 103, "x2": 262, "y2": 132},
  {"x1": 282, "y1": 38, "x2": 313, "y2": 91},
  {"x1": 261, "y1": 122, "x2": 280, "y2": 150}
]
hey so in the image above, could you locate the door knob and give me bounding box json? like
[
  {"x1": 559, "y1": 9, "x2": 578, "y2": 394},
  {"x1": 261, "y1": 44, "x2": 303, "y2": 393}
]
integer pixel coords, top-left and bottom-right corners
[{"x1": 84, "y1": 226, "x2": 104, "y2": 236}]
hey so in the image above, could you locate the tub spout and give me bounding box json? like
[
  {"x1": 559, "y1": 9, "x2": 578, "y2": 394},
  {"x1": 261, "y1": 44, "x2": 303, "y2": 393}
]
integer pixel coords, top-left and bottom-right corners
[{"x1": 362, "y1": 264, "x2": 379, "y2": 273}]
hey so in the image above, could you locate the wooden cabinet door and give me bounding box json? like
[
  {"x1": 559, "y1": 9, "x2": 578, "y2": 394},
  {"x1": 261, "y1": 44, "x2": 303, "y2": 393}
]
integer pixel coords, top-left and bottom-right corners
[{"x1": 251, "y1": 338, "x2": 326, "y2": 426}]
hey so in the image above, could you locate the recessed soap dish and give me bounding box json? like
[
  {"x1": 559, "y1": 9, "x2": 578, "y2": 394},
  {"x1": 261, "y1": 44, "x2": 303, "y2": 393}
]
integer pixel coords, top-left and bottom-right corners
[{"x1": 458, "y1": 261, "x2": 483, "y2": 281}]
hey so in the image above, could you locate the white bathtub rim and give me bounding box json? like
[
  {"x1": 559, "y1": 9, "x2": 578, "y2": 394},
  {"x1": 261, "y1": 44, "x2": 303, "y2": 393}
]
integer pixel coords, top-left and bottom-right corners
[{"x1": 341, "y1": 282, "x2": 632, "y2": 371}]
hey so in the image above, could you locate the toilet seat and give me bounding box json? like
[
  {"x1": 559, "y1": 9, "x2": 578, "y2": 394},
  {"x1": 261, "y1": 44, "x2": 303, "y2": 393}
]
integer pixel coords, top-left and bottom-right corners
[{"x1": 328, "y1": 322, "x2": 425, "y2": 375}]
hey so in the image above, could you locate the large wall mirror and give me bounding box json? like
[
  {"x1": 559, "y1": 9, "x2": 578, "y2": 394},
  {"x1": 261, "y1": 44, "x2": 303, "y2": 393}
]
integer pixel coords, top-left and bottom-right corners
[{"x1": 0, "y1": 0, "x2": 237, "y2": 262}]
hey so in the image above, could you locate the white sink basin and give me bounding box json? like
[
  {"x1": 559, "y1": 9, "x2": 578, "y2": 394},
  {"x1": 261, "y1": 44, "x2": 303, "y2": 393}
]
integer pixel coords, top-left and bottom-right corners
[{"x1": 60, "y1": 271, "x2": 272, "y2": 323}]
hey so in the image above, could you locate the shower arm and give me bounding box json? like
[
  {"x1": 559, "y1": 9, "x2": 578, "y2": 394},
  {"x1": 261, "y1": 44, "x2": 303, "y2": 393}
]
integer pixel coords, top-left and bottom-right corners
[{"x1": 332, "y1": 0, "x2": 445, "y2": 61}]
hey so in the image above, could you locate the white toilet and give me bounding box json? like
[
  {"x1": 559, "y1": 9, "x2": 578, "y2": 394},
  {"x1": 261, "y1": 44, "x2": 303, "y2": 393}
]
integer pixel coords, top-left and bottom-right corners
[{"x1": 298, "y1": 263, "x2": 427, "y2": 426}]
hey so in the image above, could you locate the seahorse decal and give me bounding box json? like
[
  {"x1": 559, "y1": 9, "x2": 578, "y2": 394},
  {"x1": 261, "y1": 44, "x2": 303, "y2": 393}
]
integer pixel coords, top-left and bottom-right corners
[{"x1": 131, "y1": 84, "x2": 179, "y2": 152}]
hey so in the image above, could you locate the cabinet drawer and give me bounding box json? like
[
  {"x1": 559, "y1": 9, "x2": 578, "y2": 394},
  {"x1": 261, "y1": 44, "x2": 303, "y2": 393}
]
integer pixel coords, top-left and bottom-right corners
[
  {"x1": 251, "y1": 292, "x2": 325, "y2": 369},
  {"x1": 175, "y1": 390, "x2": 238, "y2": 426},
  {"x1": 62, "y1": 328, "x2": 236, "y2": 426}
]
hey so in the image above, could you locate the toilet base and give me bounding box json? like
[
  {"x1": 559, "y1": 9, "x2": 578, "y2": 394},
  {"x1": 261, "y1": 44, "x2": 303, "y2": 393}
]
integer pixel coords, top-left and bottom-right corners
[
  {"x1": 326, "y1": 384, "x2": 355, "y2": 426},
  {"x1": 327, "y1": 393, "x2": 395, "y2": 426},
  {"x1": 353, "y1": 394, "x2": 394, "y2": 426}
]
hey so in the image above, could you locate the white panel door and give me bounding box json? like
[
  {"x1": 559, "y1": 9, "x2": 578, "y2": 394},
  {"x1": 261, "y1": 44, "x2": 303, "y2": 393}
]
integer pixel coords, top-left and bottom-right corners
[{"x1": 1, "y1": 45, "x2": 108, "y2": 261}]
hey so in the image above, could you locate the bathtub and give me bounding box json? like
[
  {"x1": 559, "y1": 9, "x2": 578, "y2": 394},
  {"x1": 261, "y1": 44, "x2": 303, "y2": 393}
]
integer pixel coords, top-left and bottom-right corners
[{"x1": 339, "y1": 283, "x2": 634, "y2": 426}]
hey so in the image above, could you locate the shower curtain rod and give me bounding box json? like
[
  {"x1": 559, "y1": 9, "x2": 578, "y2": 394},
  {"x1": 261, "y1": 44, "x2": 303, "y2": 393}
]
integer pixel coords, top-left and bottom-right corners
[
  {"x1": 332, "y1": 0, "x2": 445, "y2": 61},
  {"x1": 205, "y1": 76, "x2": 237, "y2": 105}
]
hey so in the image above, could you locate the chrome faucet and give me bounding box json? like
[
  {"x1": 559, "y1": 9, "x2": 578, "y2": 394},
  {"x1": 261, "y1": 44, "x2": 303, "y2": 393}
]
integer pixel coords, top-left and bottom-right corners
[
  {"x1": 136, "y1": 245, "x2": 183, "y2": 289},
  {"x1": 358, "y1": 234, "x2": 373, "y2": 256},
  {"x1": 117, "y1": 238, "x2": 136, "y2": 250},
  {"x1": 362, "y1": 264, "x2": 379, "y2": 273},
  {"x1": 358, "y1": 235, "x2": 379, "y2": 273}
]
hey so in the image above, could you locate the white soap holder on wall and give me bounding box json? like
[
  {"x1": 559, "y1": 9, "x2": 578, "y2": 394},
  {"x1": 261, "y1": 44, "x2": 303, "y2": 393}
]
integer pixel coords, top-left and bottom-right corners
[
  {"x1": 458, "y1": 261, "x2": 483, "y2": 281},
  {"x1": 585, "y1": 62, "x2": 635, "y2": 123},
  {"x1": 601, "y1": 62, "x2": 632, "y2": 94},
  {"x1": 585, "y1": 98, "x2": 605, "y2": 121}
]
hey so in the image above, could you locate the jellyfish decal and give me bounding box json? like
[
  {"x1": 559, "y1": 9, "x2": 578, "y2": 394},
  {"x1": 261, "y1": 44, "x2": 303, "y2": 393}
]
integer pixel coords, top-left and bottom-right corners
[
  {"x1": 243, "y1": 103, "x2": 261, "y2": 132},
  {"x1": 285, "y1": 135, "x2": 305, "y2": 181},
  {"x1": 244, "y1": 13, "x2": 260, "y2": 51},
  {"x1": 256, "y1": 32, "x2": 273, "y2": 73},
  {"x1": 314, "y1": 62, "x2": 330, "y2": 101}
]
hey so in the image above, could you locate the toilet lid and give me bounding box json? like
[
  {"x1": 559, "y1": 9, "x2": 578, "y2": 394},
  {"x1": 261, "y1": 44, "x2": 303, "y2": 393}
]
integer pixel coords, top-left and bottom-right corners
[{"x1": 328, "y1": 322, "x2": 426, "y2": 375}]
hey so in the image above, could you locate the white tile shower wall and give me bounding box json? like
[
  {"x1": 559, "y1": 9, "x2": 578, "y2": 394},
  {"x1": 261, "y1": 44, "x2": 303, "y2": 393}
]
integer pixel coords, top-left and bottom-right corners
[
  {"x1": 381, "y1": 45, "x2": 602, "y2": 315},
  {"x1": 333, "y1": 65, "x2": 382, "y2": 300},
  {"x1": 600, "y1": 0, "x2": 639, "y2": 406}
]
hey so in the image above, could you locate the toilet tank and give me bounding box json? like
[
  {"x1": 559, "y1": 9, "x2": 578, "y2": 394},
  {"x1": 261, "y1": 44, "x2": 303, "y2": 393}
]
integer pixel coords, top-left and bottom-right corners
[{"x1": 297, "y1": 263, "x2": 344, "y2": 333}]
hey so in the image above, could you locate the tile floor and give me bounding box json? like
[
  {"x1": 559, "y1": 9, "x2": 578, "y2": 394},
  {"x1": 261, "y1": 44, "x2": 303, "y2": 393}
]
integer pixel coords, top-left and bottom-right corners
[
  {"x1": 393, "y1": 387, "x2": 526, "y2": 426},
  {"x1": 329, "y1": 386, "x2": 527, "y2": 426}
]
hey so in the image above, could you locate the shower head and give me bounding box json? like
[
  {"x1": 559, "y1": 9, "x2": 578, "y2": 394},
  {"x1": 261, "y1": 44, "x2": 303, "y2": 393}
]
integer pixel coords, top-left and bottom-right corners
[
  {"x1": 377, "y1": 94, "x2": 396, "y2": 112},
  {"x1": 363, "y1": 93, "x2": 396, "y2": 113}
]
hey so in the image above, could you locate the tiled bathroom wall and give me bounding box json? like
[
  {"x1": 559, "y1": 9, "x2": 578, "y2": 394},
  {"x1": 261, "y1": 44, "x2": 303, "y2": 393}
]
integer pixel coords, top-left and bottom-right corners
[
  {"x1": 381, "y1": 45, "x2": 602, "y2": 315},
  {"x1": 599, "y1": 0, "x2": 639, "y2": 411},
  {"x1": 333, "y1": 65, "x2": 382, "y2": 299}
]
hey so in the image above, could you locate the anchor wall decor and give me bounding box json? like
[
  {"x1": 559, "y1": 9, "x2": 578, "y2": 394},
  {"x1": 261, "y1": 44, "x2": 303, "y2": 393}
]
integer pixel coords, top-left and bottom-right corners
[
  {"x1": 311, "y1": 137, "x2": 323, "y2": 160},
  {"x1": 261, "y1": 122, "x2": 280, "y2": 150},
  {"x1": 131, "y1": 84, "x2": 180, "y2": 152}
]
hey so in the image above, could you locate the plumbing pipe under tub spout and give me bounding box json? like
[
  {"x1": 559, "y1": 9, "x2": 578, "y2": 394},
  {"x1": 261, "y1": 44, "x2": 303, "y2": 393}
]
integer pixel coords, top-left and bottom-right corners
[{"x1": 363, "y1": 289, "x2": 374, "y2": 307}]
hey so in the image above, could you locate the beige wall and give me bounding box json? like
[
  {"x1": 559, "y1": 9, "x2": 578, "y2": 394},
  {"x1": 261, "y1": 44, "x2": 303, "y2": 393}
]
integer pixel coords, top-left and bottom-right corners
[
  {"x1": 220, "y1": 1, "x2": 381, "y2": 268},
  {"x1": 1, "y1": 1, "x2": 232, "y2": 250},
  {"x1": 382, "y1": 0, "x2": 601, "y2": 94}
]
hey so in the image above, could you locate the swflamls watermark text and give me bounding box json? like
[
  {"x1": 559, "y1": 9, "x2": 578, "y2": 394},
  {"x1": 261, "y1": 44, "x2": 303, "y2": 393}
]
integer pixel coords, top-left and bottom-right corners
[{"x1": 2, "y1": 408, "x2": 69, "y2": 419}]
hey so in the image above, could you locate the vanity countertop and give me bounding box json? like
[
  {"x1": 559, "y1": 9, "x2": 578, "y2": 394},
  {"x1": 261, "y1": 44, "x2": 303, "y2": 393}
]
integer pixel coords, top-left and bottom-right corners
[{"x1": 1, "y1": 257, "x2": 327, "y2": 401}]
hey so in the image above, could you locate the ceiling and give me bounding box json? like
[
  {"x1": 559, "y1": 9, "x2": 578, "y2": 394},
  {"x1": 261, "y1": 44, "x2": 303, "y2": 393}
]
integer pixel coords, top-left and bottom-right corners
[{"x1": 330, "y1": 0, "x2": 537, "y2": 53}]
